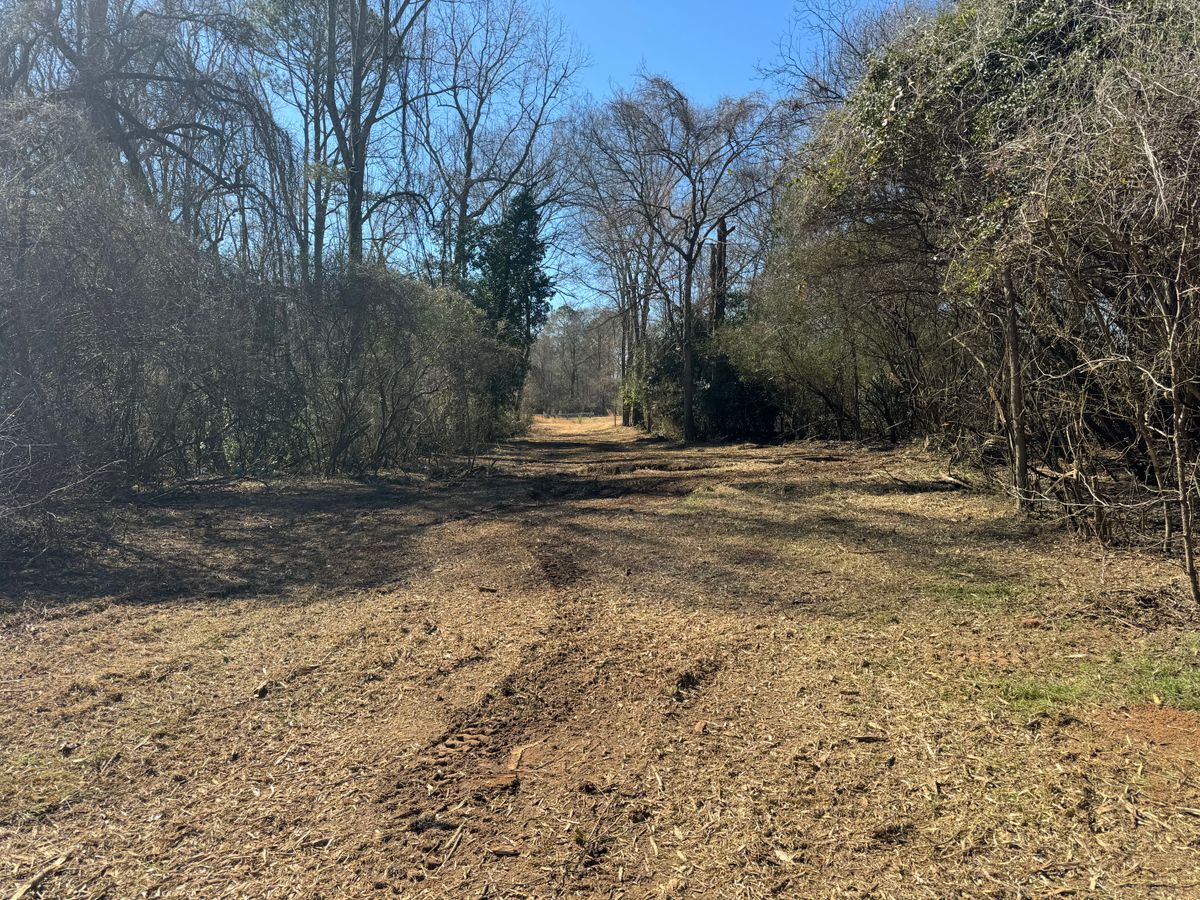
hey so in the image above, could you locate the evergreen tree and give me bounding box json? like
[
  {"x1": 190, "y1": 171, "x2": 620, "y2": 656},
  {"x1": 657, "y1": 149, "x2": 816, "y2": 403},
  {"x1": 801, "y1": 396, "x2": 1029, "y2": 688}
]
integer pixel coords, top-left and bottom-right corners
[{"x1": 472, "y1": 189, "x2": 555, "y2": 361}]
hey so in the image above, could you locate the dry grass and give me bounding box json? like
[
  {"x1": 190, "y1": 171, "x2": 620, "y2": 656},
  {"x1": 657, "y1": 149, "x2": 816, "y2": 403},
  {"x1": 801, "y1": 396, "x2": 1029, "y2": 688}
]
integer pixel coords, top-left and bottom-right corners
[{"x1": 2, "y1": 417, "x2": 1200, "y2": 898}]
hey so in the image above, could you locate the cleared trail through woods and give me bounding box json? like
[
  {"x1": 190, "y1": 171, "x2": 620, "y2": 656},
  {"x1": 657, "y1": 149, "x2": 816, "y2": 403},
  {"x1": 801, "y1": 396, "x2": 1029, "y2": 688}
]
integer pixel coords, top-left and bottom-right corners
[{"x1": 2, "y1": 417, "x2": 1199, "y2": 897}]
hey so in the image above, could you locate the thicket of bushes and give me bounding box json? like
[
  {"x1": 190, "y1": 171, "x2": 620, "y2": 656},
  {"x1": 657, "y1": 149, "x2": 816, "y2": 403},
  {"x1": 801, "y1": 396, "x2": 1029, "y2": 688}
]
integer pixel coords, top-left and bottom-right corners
[
  {"x1": 730, "y1": 0, "x2": 1199, "y2": 448},
  {"x1": 0, "y1": 0, "x2": 575, "y2": 553},
  {"x1": 596, "y1": 0, "x2": 1200, "y2": 597},
  {"x1": 0, "y1": 103, "x2": 515, "y2": 548}
]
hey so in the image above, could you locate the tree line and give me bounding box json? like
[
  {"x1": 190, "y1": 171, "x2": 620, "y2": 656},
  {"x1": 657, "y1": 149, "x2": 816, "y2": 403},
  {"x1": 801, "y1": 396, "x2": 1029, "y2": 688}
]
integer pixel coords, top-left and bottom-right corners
[
  {"x1": 1, "y1": 0, "x2": 569, "y2": 548},
  {"x1": 761, "y1": 0, "x2": 1200, "y2": 601},
  {"x1": 566, "y1": 0, "x2": 1200, "y2": 600}
]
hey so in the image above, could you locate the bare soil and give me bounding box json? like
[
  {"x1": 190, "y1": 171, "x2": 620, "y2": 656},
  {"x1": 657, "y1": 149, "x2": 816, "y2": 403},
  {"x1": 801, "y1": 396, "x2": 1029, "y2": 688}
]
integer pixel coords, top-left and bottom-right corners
[{"x1": 3, "y1": 417, "x2": 1200, "y2": 898}]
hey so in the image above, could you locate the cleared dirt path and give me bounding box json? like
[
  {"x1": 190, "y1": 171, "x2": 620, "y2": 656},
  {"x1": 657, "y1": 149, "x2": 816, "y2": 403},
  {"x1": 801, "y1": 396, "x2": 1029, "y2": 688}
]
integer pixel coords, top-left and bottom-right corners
[{"x1": 3, "y1": 417, "x2": 1200, "y2": 898}]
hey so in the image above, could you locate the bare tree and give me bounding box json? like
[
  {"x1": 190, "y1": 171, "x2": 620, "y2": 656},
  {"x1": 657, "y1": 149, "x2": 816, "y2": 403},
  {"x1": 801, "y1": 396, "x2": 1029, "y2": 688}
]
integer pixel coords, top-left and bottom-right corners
[
  {"x1": 416, "y1": 0, "x2": 581, "y2": 281},
  {"x1": 322, "y1": 0, "x2": 431, "y2": 264},
  {"x1": 582, "y1": 77, "x2": 783, "y2": 440}
]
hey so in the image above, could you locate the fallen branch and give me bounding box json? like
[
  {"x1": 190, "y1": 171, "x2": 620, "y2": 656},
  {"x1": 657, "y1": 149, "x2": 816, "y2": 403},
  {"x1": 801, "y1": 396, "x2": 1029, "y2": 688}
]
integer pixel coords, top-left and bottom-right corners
[{"x1": 10, "y1": 853, "x2": 69, "y2": 900}]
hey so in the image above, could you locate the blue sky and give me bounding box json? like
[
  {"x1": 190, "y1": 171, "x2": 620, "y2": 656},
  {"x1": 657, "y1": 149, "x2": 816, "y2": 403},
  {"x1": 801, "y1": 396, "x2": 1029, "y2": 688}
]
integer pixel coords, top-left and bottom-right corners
[{"x1": 553, "y1": 0, "x2": 799, "y2": 102}]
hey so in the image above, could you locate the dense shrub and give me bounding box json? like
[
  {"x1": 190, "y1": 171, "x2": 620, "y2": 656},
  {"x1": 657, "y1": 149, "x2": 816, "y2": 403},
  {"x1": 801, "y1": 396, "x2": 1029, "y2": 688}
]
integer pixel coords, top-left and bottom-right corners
[
  {"x1": 720, "y1": 0, "x2": 1200, "y2": 596},
  {"x1": 0, "y1": 102, "x2": 515, "y2": 547}
]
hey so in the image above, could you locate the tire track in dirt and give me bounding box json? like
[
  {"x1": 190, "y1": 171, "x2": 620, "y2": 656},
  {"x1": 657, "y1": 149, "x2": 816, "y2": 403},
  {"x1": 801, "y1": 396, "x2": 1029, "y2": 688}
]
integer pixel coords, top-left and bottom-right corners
[{"x1": 374, "y1": 518, "x2": 608, "y2": 877}]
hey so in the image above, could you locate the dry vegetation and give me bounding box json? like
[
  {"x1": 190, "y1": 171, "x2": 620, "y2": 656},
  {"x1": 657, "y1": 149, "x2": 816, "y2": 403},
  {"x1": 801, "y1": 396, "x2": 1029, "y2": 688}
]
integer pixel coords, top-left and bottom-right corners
[{"x1": 2, "y1": 417, "x2": 1200, "y2": 897}]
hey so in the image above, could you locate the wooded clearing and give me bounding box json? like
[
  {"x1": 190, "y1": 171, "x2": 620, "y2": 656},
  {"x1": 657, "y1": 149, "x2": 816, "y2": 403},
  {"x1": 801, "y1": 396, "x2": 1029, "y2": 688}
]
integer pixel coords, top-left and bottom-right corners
[
  {"x1": 5, "y1": 0, "x2": 1200, "y2": 895},
  {"x1": 3, "y1": 417, "x2": 1199, "y2": 898}
]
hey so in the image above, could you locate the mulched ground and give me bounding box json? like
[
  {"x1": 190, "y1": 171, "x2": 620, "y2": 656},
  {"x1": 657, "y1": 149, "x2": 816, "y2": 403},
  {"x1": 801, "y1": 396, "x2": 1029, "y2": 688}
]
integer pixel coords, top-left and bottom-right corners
[{"x1": 3, "y1": 416, "x2": 1200, "y2": 898}]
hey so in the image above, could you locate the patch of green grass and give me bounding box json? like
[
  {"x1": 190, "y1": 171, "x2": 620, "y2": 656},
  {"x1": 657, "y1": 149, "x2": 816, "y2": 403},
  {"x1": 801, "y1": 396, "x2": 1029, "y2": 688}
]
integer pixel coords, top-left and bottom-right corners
[
  {"x1": 671, "y1": 487, "x2": 721, "y2": 514},
  {"x1": 926, "y1": 578, "x2": 1020, "y2": 609},
  {"x1": 997, "y1": 676, "x2": 1085, "y2": 713},
  {"x1": 1124, "y1": 652, "x2": 1200, "y2": 710},
  {"x1": 988, "y1": 638, "x2": 1200, "y2": 714}
]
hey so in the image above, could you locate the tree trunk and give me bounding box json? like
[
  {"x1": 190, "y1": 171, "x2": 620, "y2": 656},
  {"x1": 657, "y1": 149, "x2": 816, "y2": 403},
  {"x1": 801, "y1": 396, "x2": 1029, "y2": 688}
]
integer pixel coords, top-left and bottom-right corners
[
  {"x1": 1165, "y1": 288, "x2": 1200, "y2": 604},
  {"x1": 347, "y1": 162, "x2": 365, "y2": 264},
  {"x1": 681, "y1": 264, "x2": 696, "y2": 443},
  {"x1": 620, "y1": 303, "x2": 631, "y2": 426},
  {"x1": 1003, "y1": 268, "x2": 1029, "y2": 511},
  {"x1": 453, "y1": 186, "x2": 472, "y2": 280},
  {"x1": 711, "y1": 216, "x2": 729, "y2": 327},
  {"x1": 1170, "y1": 387, "x2": 1200, "y2": 605}
]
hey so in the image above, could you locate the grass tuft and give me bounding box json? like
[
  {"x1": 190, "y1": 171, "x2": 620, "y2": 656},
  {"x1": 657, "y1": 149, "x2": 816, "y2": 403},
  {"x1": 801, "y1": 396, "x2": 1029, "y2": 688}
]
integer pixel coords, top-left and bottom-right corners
[
  {"x1": 927, "y1": 578, "x2": 1020, "y2": 609},
  {"x1": 998, "y1": 676, "x2": 1084, "y2": 712},
  {"x1": 988, "y1": 639, "x2": 1200, "y2": 713}
]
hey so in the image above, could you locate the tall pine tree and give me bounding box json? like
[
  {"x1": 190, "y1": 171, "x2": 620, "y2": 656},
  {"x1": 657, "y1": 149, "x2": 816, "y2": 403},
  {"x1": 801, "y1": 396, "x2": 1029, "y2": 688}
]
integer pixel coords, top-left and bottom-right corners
[
  {"x1": 470, "y1": 188, "x2": 555, "y2": 407},
  {"x1": 473, "y1": 190, "x2": 554, "y2": 355}
]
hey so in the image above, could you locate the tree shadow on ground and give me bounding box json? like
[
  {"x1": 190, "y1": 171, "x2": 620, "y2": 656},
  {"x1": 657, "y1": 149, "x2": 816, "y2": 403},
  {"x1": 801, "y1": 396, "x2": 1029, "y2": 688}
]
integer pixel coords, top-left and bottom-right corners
[{"x1": 1, "y1": 431, "x2": 1041, "y2": 621}]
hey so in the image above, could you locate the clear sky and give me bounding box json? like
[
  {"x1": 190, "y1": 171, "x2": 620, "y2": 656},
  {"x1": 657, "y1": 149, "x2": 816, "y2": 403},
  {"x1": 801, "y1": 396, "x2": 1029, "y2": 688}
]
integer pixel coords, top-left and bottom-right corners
[{"x1": 553, "y1": 0, "x2": 798, "y2": 103}]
